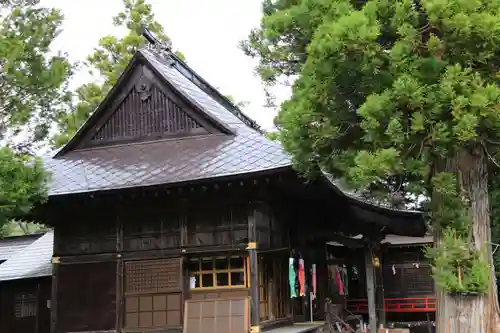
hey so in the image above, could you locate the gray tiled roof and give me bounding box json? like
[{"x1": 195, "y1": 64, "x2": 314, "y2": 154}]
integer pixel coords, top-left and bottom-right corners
[
  {"x1": 0, "y1": 231, "x2": 53, "y2": 281},
  {"x1": 43, "y1": 49, "x2": 291, "y2": 196},
  {"x1": 0, "y1": 234, "x2": 41, "y2": 262},
  {"x1": 39, "y1": 48, "x2": 422, "y2": 224},
  {"x1": 44, "y1": 133, "x2": 290, "y2": 196}
]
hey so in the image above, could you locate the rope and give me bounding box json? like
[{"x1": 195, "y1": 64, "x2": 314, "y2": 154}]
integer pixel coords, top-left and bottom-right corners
[{"x1": 492, "y1": 242, "x2": 500, "y2": 256}]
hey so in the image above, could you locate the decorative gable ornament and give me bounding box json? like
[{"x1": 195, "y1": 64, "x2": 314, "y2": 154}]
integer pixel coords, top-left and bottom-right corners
[
  {"x1": 135, "y1": 75, "x2": 152, "y2": 102},
  {"x1": 143, "y1": 28, "x2": 175, "y2": 66}
]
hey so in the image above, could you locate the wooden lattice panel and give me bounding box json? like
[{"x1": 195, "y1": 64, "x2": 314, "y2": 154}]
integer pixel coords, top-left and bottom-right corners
[
  {"x1": 91, "y1": 84, "x2": 205, "y2": 143},
  {"x1": 14, "y1": 293, "x2": 37, "y2": 318},
  {"x1": 125, "y1": 258, "x2": 181, "y2": 294},
  {"x1": 404, "y1": 265, "x2": 434, "y2": 296}
]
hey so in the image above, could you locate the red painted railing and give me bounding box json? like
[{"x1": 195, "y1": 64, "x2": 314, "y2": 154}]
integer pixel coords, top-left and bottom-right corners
[{"x1": 347, "y1": 297, "x2": 436, "y2": 313}]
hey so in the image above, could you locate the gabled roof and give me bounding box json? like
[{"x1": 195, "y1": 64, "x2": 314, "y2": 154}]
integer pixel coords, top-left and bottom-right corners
[
  {"x1": 43, "y1": 49, "x2": 290, "y2": 196},
  {"x1": 0, "y1": 233, "x2": 41, "y2": 262},
  {"x1": 40, "y1": 46, "x2": 424, "y2": 235},
  {"x1": 0, "y1": 231, "x2": 53, "y2": 282}
]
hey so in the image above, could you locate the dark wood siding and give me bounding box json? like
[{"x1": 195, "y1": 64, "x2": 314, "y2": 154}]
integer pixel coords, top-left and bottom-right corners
[
  {"x1": 90, "y1": 83, "x2": 207, "y2": 144},
  {"x1": 384, "y1": 247, "x2": 434, "y2": 297},
  {"x1": 49, "y1": 179, "x2": 298, "y2": 331},
  {"x1": 341, "y1": 246, "x2": 434, "y2": 299},
  {"x1": 0, "y1": 277, "x2": 51, "y2": 333},
  {"x1": 53, "y1": 199, "x2": 265, "y2": 257},
  {"x1": 57, "y1": 262, "x2": 116, "y2": 332},
  {"x1": 74, "y1": 64, "x2": 218, "y2": 150}
]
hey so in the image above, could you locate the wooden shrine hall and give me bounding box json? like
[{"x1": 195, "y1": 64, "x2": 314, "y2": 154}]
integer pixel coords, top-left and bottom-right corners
[{"x1": 29, "y1": 30, "x2": 427, "y2": 333}]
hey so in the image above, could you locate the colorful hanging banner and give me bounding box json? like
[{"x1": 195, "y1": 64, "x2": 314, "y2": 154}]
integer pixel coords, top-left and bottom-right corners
[
  {"x1": 289, "y1": 257, "x2": 297, "y2": 298},
  {"x1": 298, "y1": 258, "x2": 305, "y2": 296},
  {"x1": 335, "y1": 266, "x2": 345, "y2": 295}
]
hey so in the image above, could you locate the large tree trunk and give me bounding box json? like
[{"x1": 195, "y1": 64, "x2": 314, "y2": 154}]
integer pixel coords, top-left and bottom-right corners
[{"x1": 434, "y1": 147, "x2": 500, "y2": 333}]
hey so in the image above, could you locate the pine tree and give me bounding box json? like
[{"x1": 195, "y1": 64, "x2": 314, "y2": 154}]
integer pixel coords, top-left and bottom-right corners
[
  {"x1": 52, "y1": 0, "x2": 184, "y2": 147},
  {"x1": 0, "y1": 4, "x2": 72, "y2": 227},
  {"x1": 243, "y1": 1, "x2": 500, "y2": 331}
]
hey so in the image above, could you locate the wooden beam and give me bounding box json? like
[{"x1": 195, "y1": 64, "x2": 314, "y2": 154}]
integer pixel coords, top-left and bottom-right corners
[
  {"x1": 35, "y1": 281, "x2": 41, "y2": 333},
  {"x1": 50, "y1": 257, "x2": 60, "y2": 333},
  {"x1": 374, "y1": 246, "x2": 386, "y2": 327},
  {"x1": 0, "y1": 283, "x2": 4, "y2": 332},
  {"x1": 115, "y1": 217, "x2": 124, "y2": 333},
  {"x1": 58, "y1": 253, "x2": 117, "y2": 264},
  {"x1": 248, "y1": 205, "x2": 261, "y2": 333},
  {"x1": 364, "y1": 246, "x2": 377, "y2": 333}
]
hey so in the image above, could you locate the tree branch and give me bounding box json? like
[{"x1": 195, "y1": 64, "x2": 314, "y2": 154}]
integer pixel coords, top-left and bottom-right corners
[{"x1": 481, "y1": 140, "x2": 500, "y2": 169}]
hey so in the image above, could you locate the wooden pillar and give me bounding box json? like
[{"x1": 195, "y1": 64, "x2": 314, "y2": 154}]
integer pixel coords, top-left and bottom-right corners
[
  {"x1": 50, "y1": 256, "x2": 60, "y2": 333},
  {"x1": 375, "y1": 246, "x2": 386, "y2": 327},
  {"x1": 248, "y1": 205, "x2": 261, "y2": 333},
  {"x1": 35, "y1": 281, "x2": 41, "y2": 333},
  {"x1": 0, "y1": 282, "x2": 4, "y2": 332},
  {"x1": 364, "y1": 245, "x2": 377, "y2": 333},
  {"x1": 115, "y1": 216, "x2": 124, "y2": 332}
]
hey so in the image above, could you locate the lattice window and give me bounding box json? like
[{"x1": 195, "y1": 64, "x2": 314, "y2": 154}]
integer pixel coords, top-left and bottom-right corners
[
  {"x1": 187, "y1": 255, "x2": 247, "y2": 289},
  {"x1": 14, "y1": 293, "x2": 37, "y2": 318},
  {"x1": 125, "y1": 258, "x2": 181, "y2": 294},
  {"x1": 404, "y1": 265, "x2": 434, "y2": 296},
  {"x1": 124, "y1": 258, "x2": 183, "y2": 329}
]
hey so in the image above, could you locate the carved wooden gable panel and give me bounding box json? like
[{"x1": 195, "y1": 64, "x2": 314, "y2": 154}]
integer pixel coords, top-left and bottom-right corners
[{"x1": 85, "y1": 69, "x2": 210, "y2": 147}]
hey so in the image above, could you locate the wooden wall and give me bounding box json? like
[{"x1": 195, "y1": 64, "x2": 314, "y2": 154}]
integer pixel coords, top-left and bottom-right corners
[
  {"x1": 329, "y1": 246, "x2": 435, "y2": 300},
  {"x1": 382, "y1": 246, "x2": 434, "y2": 298},
  {"x1": 50, "y1": 181, "x2": 302, "y2": 332},
  {"x1": 56, "y1": 262, "x2": 116, "y2": 332},
  {"x1": 53, "y1": 194, "x2": 288, "y2": 258},
  {"x1": 0, "y1": 277, "x2": 51, "y2": 333}
]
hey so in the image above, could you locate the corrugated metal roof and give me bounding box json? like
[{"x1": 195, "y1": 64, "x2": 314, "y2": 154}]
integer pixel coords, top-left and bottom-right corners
[
  {"x1": 0, "y1": 231, "x2": 53, "y2": 281},
  {"x1": 0, "y1": 234, "x2": 41, "y2": 262}
]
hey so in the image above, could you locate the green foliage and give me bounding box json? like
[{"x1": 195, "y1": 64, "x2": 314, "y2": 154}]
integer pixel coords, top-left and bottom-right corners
[
  {"x1": 0, "y1": 4, "x2": 71, "y2": 230},
  {"x1": 0, "y1": 148, "x2": 49, "y2": 224},
  {"x1": 265, "y1": 131, "x2": 279, "y2": 141},
  {"x1": 425, "y1": 229, "x2": 490, "y2": 294},
  {"x1": 0, "y1": 5, "x2": 73, "y2": 144},
  {"x1": 244, "y1": 0, "x2": 500, "y2": 295},
  {"x1": 489, "y1": 174, "x2": 500, "y2": 277},
  {"x1": 225, "y1": 94, "x2": 250, "y2": 109},
  {"x1": 52, "y1": 0, "x2": 184, "y2": 147},
  {"x1": 429, "y1": 172, "x2": 470, "y2": 235},
  {"x1": 0, "y1": 220, "x2": 49, "y2": 238}
]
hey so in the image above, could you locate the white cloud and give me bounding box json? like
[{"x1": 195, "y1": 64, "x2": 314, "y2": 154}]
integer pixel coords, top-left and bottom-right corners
[{"x1": 40, "y1": 0, "x2": 292, "y2": 131}]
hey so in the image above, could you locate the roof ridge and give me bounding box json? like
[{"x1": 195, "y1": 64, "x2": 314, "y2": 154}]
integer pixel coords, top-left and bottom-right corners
[
  {"x1": 167, "y1": 53, "x2": 263, "y2": 133},
  {"x1": 139, "y1": 29, "x2": 262, "y2": 133}
]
